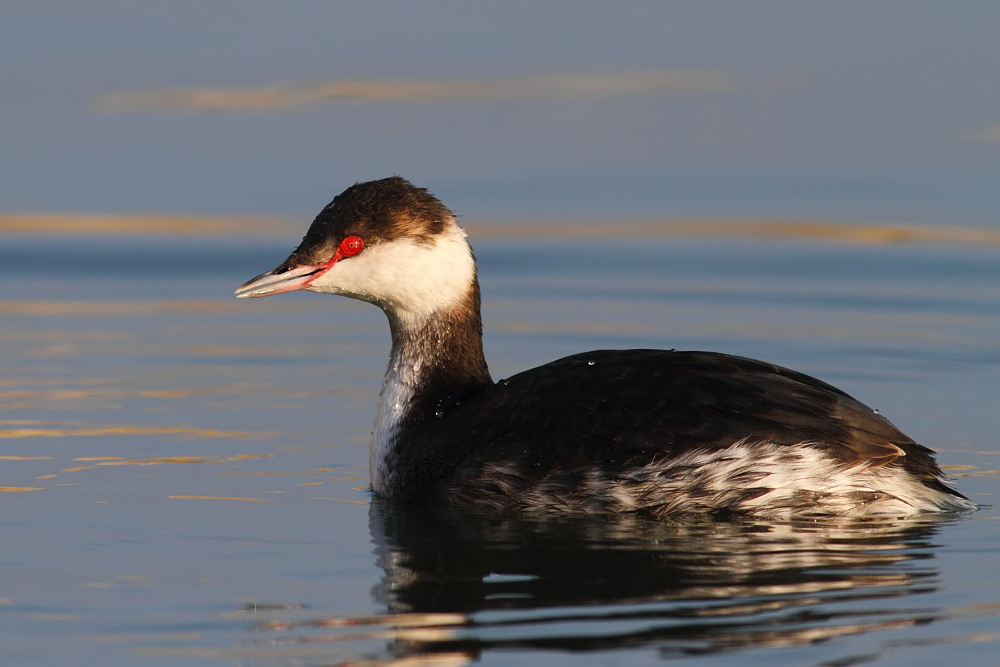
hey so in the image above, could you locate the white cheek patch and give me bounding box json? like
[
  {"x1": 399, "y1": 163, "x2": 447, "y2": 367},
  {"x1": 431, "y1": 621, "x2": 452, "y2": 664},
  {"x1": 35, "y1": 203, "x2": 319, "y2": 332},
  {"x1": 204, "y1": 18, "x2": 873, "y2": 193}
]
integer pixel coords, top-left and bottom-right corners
[{"x1": 306, "y1": 223, "x2": 475, "y2": 322}]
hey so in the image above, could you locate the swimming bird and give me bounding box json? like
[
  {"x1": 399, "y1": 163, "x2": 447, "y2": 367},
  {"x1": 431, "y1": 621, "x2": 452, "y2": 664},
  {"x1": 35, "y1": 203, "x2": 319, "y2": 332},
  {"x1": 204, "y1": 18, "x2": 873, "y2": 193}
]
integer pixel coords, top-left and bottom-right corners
[{"x1": 236, "y1": 177, "x2": 974, "y2": 517}]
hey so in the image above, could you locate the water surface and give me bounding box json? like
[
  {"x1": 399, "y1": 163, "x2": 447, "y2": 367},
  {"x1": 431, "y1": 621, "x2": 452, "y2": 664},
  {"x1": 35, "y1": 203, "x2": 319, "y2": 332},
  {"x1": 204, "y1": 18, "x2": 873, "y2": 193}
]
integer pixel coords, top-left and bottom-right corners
[
  {"x1": 3, "y1": 3, "x2": 1000, "y2": 665},
  {"x1": 3, "y1": 225, "x2": 999, "y2": 665}
]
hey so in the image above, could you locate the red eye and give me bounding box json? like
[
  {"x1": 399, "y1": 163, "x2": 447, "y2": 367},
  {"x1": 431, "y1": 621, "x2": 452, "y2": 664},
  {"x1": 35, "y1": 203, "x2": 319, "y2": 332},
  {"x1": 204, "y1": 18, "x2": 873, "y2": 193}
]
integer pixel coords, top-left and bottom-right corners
[{"x1": 338, "y1": 235, "x2": 364, "y2": 257}]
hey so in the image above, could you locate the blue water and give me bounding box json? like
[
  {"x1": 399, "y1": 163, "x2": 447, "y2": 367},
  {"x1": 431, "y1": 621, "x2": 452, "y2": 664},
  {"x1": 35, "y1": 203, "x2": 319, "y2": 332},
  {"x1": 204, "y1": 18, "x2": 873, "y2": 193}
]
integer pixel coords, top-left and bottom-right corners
[
  {"x1": 3, "y1": 3, "x2": 1000, "y2": 665},
  {"x1": 3, "y1": 229, "x2": 999, "y2": 665}
]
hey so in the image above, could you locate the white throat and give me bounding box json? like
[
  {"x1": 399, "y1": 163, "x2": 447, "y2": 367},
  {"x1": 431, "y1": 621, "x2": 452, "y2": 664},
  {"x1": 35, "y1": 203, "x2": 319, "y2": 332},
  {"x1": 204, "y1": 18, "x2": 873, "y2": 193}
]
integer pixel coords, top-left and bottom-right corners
[{"x1": 370, "y1": 348, "x2": 420, "y2": 493}]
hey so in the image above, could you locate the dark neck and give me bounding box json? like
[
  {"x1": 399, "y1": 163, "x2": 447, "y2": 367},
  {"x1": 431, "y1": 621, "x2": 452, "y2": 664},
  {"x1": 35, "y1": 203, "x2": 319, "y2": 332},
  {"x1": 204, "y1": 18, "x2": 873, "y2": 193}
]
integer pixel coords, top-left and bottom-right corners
[
  {"x1": 386, "y1": 278, "x2": 493, "y2": 416},
  {"x1": 371, "y1": 277, "x2": 492, "y2": 493}
]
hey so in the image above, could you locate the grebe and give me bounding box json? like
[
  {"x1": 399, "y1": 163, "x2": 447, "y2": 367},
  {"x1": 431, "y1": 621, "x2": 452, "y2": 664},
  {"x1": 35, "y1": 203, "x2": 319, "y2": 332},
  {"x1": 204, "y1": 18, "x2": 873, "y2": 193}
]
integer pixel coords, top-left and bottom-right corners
[{"x1": 236, "y1": 177, "x2": 974, "y2": 517}]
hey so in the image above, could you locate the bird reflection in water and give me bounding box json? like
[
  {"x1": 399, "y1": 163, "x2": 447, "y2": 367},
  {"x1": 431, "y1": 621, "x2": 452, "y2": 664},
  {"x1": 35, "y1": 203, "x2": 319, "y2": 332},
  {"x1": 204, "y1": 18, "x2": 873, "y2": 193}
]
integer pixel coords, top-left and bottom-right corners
[{"x1": 248, "y1": 500, "x2": 962, "y2": 665}]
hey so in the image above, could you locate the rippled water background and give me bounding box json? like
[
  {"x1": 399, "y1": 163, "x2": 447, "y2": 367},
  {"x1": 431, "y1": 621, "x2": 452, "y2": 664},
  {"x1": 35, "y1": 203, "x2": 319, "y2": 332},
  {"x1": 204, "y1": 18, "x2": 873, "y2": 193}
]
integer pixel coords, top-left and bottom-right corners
[{"x1": 4, "y1": 3, "x2": 1000, "y2": 665}]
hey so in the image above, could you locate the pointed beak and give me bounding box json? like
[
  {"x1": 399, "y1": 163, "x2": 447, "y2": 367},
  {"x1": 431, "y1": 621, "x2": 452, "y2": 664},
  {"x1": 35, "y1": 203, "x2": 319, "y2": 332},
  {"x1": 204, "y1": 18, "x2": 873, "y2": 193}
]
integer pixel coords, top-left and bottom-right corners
[{"x1": 235, "y1": 262, "x2": 324, "y2": 298}]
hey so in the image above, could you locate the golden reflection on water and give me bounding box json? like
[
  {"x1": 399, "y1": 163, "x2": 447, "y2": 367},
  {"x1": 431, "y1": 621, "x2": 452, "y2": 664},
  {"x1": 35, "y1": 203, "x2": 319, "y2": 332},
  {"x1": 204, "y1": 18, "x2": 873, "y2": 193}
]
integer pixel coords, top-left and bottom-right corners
[
  {"x1": 168, "y1": 495, "x2": 276, "y2": 503},
  {"x1": 963, "y1": 122, "x2": 1000, "y2": 142},
  {"x1": 0, "y1": 411, "x2": 371, "y2": 502},
  {"x1": 5, "y1": 212, "x2": 1000, "y2": 245},
  {"x1": 92, "y1": 70, "x2": 733, "y2": 113},
  {"x1": 0, "y1": 213, "x2": 284, "y2": 237},
  {"x1": 471, "y1": 218, "x2": 1000, "y2": 245},
  {"x1": 0, "y1": 299, "x2": 244, "y2": 315},
  {"x1": 0, "y1": 425, "x2": 263, "y2": 439}
]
